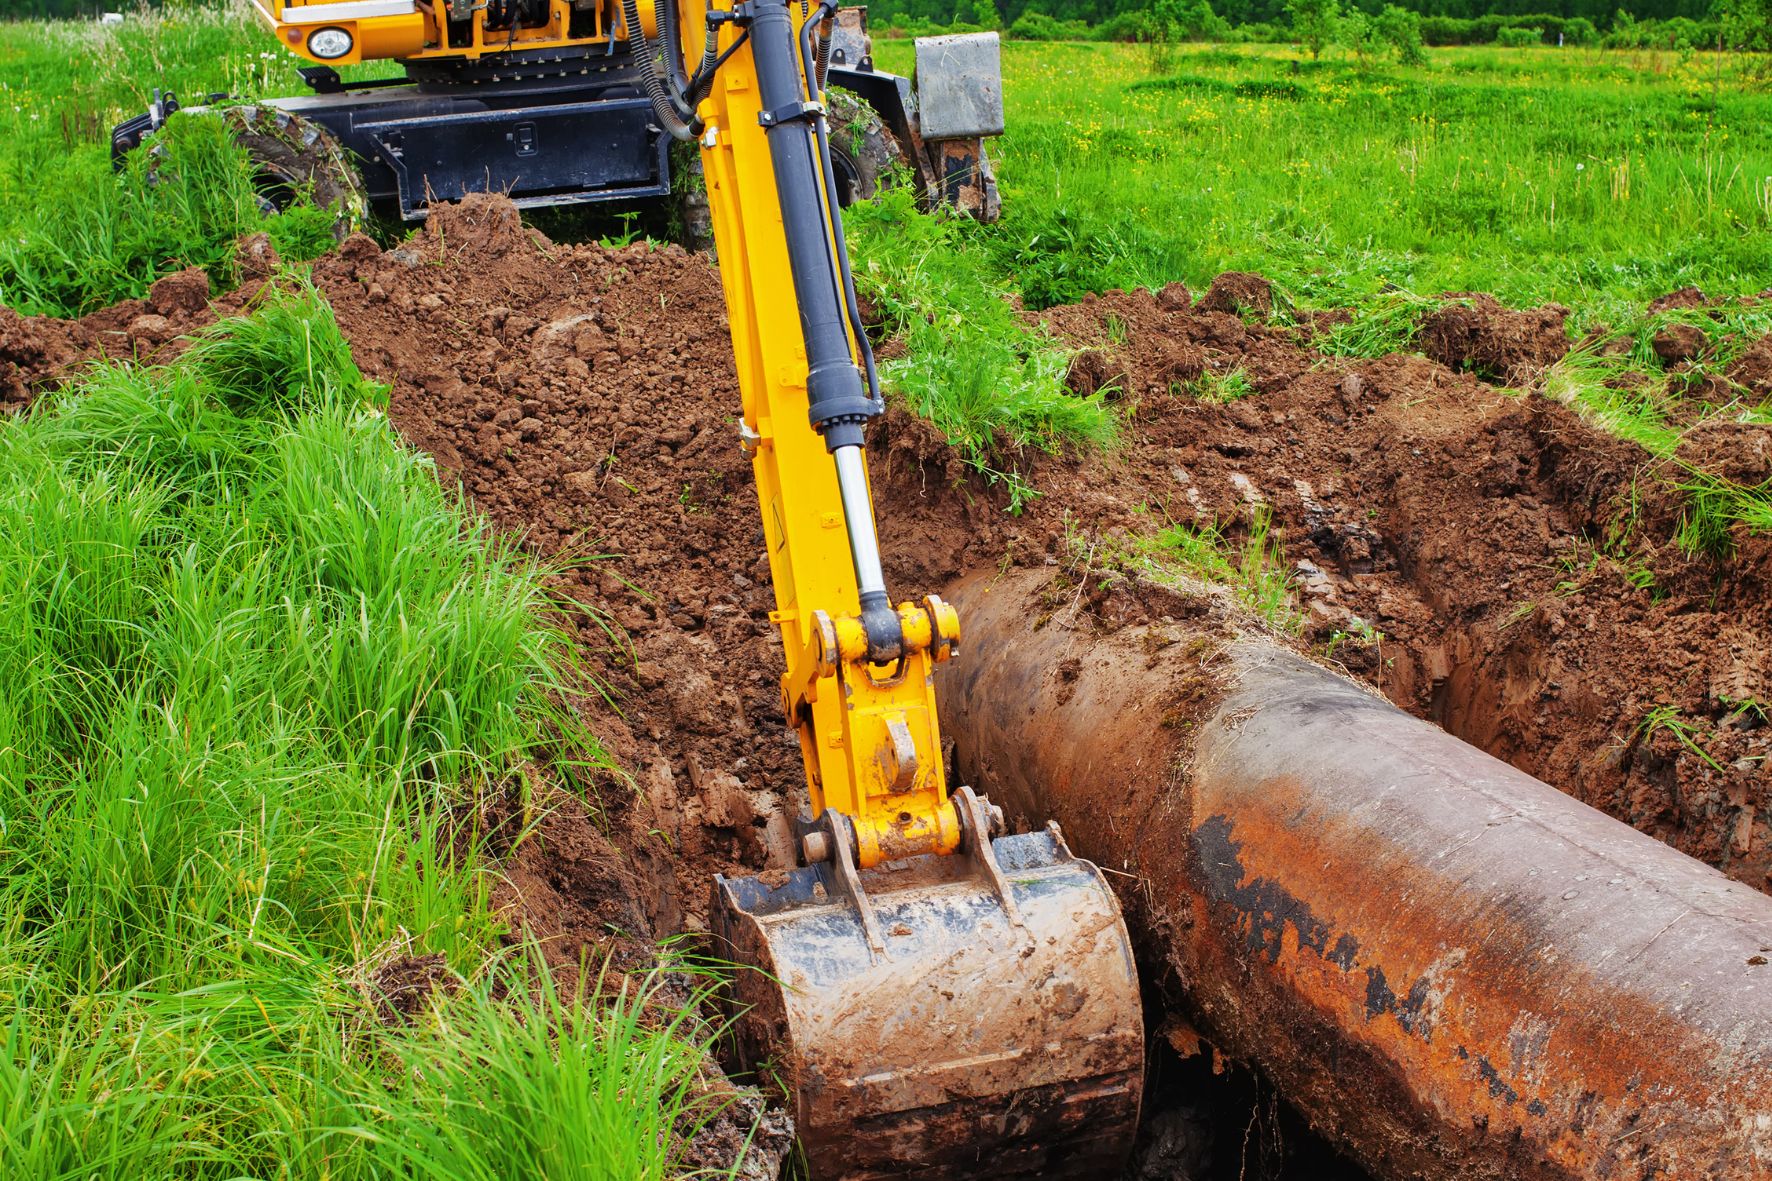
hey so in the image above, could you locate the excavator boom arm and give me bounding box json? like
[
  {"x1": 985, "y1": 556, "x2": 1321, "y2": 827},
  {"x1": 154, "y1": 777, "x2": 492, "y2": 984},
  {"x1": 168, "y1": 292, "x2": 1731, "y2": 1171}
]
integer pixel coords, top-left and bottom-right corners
[
  {"x1": 647, "y1": 3, "x2": 1147, "y2": 1174},
  {"x1": 695, "y1": 0, "x2": 959, "y2": 867}
]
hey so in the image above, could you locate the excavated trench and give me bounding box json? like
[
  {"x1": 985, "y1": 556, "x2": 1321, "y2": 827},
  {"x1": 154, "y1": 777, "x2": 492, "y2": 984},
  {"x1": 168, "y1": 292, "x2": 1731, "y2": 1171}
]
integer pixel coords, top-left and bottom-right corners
[{"x1": 6, "y1": 195, "x2": 1772, "y2": 1177}]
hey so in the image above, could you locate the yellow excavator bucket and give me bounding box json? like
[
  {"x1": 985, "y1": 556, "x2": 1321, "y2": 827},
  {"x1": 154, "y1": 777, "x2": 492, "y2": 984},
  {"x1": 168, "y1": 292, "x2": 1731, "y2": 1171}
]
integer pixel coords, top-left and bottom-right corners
[{"x1": 713, "y1": 804, "x2": 1144, "y2": 1178}]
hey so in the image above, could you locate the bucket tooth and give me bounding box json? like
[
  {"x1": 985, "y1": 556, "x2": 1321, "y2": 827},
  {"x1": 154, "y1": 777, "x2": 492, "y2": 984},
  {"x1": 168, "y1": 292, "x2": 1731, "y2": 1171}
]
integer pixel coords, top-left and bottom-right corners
[{"x1": 712, "y1": 822, "x2": 1144, "y2": 1180}]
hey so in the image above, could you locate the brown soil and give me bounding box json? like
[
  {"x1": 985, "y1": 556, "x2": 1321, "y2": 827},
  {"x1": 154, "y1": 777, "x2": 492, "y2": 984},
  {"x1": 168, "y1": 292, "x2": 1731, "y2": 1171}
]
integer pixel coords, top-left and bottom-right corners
[
  {"x1": 1418, "y1": 292, "x2": 1571, "y2": 381},
  {"x1": 0, "y1": 265, "x2": 234, "y2": 407},
  {"x1": 307, "y1": 197, "x2": 803, "y2": 943},
  {"x1": 1649, "y1": 285, "x2": 1711, "y2": 312},
  {"x1": 10, "y1": 197, "x2": 1770, "y2": 903},
  {"x1": 1653, "y1": 321, "x2": 1710, "y2": 365},
  {"x1": 1033, "y1": 285, "x2": 1772, "y2": 889},
  {"x1": 1195, "y1": 271, "x2": 1272, "y2": 317},
  {"x1": 316, "y1": 203, "x2": 1772, "y2": 903},
  {"x1": 1729, "y1": 333, "x2": 1772, "y2": 399}
]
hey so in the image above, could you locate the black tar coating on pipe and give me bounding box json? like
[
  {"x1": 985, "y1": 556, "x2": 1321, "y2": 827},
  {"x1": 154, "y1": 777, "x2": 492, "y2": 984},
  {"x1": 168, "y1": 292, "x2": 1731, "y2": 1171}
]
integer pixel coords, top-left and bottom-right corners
[{"x1": 1190, "y1": 812, "x2": 1529, "y2": 1109}]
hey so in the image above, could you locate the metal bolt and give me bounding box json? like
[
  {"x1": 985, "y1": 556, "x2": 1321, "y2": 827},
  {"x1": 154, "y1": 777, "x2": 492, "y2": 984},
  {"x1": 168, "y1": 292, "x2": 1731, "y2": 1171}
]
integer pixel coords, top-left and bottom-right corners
[{"x1": 801, "y1": 831, "x2": 832, "y2": 864}]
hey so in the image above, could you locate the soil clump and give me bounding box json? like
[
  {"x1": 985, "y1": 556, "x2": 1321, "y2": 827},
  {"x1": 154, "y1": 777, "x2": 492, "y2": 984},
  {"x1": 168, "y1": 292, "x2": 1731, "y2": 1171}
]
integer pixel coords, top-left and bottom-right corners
[
  {"x1": 0, "y1": 266, "x2": 236, "y2": 409},
  {"x1": 1418, "y1": 292, "x2": 1571, "y2": 381},
  {"x1": 1038, "y1": 283, "x2": 1772, "y2": 890}
]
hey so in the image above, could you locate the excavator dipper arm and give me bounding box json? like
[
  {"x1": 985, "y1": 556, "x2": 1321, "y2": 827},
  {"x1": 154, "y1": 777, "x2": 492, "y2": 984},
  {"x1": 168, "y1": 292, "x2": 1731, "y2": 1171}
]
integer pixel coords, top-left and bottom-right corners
[{"x1": 640, "y1": 1, "x2": 1145, "y2": 1173}]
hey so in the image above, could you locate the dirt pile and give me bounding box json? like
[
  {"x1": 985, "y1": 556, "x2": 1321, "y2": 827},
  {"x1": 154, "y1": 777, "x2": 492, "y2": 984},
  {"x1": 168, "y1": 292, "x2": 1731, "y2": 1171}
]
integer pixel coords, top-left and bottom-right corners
[
  {"x1": 0, "y1": 265, "x2": 234, "y2": 408},
  {"x1": 9, "y1": 194, "x2": 1770, "y2": 908},
  {"x1": 1419, "y1": 292, "x2": 1571, "y2": 381},
  {"x1": 314, "y1": 200, "x2": 1772, "y2": 897},
  {"x1": 310, "y1": 195, "x2": 807, "y2": 943}
]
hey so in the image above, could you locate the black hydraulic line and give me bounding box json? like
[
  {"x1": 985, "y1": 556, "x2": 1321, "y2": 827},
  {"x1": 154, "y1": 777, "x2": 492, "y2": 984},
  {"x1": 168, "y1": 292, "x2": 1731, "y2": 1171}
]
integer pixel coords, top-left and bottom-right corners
[
  {"x1": 814, "y1": 11, "x2": 831, "y2": 88},
  {"x1": 750, "y1": 0, "x2": 875, "y2": 449},
  {"x1": 623, "y1": 0, "x2": 699, "y2": 139},
  {"x1": 659, "y1": 0, "x2": 719, "y2": 111},
  {"x1": 797, "y1": 0, "x2": 881, "y2": 409},
  {"x1": 687, "y1": 27, "x2": 749, "y2": 102},
  {"x1": 749, "y1": 0, "x2": 897, "y2": 655}
]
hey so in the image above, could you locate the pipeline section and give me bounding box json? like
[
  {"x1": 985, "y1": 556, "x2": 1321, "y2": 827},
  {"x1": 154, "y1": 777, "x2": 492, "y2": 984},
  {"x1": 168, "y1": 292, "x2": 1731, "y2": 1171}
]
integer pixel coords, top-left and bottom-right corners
[{"x1": 940, "y1": 569, "x2": 1772, "y2": 1181}]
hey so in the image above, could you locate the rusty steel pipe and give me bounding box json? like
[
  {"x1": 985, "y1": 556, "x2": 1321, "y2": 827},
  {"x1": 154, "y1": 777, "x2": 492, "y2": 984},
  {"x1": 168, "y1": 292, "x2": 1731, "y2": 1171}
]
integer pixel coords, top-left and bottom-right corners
[{"x1": 940, "y1": 570, "x2": 1772, "y2": 1180}]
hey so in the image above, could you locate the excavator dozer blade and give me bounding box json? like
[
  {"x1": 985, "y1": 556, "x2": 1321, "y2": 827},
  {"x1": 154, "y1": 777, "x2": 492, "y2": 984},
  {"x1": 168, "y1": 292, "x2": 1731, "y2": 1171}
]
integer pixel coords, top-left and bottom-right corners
[{"x1": 711, "y1": 823, "x2": 1144, "y2": 1180}]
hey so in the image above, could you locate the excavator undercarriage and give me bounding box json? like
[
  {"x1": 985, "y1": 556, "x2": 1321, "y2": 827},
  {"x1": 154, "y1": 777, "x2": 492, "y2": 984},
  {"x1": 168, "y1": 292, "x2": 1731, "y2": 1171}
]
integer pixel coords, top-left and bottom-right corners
[{"x1": 112, "y1": 10, "x2": 1000, "y2": 224}]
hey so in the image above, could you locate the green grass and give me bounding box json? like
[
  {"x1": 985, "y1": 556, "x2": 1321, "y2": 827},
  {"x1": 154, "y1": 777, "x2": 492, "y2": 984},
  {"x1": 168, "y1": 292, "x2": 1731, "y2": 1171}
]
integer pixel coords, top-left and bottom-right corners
[
  {"x1": 0, "y1": 285, "x2": 738, "y2": 1178},
  {"x1": 1639, "y1": 703, "x2": 1729, "y2": 775},
  {"x1": 1183, "y1": 366, "x2": 1258, "y2": 402},
  {"x1": 0, "y1": 4, "x2": 348, "y2": 315},
  {"x1": 1132, "y1": 504, "x2": 1303, "y2": 632},
  {"x1": 855, "y1": 39, "x2": 1772, "y2": 540},
  {"x1": 870, "y1": 40, "x2": 1772, "y2": 324},
  {"x1": 846, "y1": 185, "x2": 1117, "y2": 510},
  {"x1": 1316, "y1": 290, "x2": 1455, "y2": 358}
]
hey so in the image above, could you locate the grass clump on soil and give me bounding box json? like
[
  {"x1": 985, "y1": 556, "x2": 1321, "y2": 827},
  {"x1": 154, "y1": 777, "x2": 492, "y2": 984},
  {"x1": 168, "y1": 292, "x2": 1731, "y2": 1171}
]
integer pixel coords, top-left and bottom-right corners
[
  {"x1": 1672, "y1": 470, "x2": 1772, "y2": 560},
  {"x1": 0, "y1": 111, "x2": 336, "y2": 319},
  {"x1": 1183, "y1": 366, "x2": 1258, "y2": 403},
  {"x1": 0, "y1": 6, "x2": 339, "y2": 316},
  {"x1": 1540, "y1": 300, "x2": 1772, "y2": 557},
  {"x1": 0, "y1": 285, "x2": 738, "y2": 1178},
  {"x1": 1132, "y1": 504, "x2": 1304, "y2": 633},
  {"x1": 846, "y1": 185, "x2": 1117, "y2": 510},
  {"x1": 1542, "y1": 346, "x2": 1686, "y2": 456},
  {"x1": 1316, "y1": 290, "x2": 1451, "y2": 358}
]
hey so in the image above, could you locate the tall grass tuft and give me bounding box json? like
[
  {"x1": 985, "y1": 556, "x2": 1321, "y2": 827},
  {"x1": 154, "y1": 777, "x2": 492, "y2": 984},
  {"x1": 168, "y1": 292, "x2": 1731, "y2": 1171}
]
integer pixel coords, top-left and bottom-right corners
[
  {"x1": 846, "y1": 185, "x2": 1117, "y2": 510},
  {"x1": 0, "y1": 5, "x2": 339, "y2": 318},
  {"x1": 1133, "y1": 504, "x2": 1303, "y2": 632},
  {"x1": 0, "y1": 287, "x2": 735, "y2": 1178}
]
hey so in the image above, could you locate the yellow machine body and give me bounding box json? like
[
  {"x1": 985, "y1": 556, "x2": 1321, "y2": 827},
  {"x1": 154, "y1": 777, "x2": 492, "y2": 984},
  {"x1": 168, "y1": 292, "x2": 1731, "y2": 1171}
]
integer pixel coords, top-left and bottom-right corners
[
  {"x1": 694, "y1": 4, "x2": 1145, "y2": 1176},
  {"x1": 251, "y1": 0, "x2": 653, "y2": 67}
]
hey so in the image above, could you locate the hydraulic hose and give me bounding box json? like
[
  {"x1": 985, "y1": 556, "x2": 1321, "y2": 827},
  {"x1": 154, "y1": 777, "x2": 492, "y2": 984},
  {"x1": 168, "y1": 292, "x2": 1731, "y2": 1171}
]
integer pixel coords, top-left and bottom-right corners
[
  {"x1": 660, "y1": 0, "x2": 720, "y2": 110},
  {"x1": 749, "y1": 0, "x2": 896, "y2": 653},
  {"x1": 624, "y1": 0, "x2": 699, "y2": 140},
  {"x1": 687, "y1": 28, "x2": 748, "y2": 105},
  {"x1": 814, "y1": 9, "x2": 831, "y2": 88}
]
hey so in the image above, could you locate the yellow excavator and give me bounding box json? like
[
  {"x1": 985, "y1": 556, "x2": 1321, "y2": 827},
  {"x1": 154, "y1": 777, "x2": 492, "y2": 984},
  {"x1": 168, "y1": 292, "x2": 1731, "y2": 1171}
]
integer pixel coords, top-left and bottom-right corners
[{"x1": 121, "y1": 0, "x2": 1147, "y2": 1173}]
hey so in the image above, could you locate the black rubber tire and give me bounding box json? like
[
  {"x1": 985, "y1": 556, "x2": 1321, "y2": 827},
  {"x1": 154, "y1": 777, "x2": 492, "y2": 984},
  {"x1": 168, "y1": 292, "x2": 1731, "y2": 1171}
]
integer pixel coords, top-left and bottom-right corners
[
  {"x1": 221, "y1": 105, "x2": 368, "y2": 241},
  {"x1": 824, "y1": 86, "x2": 905, "y2": 208}
]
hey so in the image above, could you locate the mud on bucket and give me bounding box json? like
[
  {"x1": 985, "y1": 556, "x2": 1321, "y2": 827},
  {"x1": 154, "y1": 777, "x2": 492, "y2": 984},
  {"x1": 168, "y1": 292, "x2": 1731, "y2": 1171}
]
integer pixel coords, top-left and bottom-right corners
[{"x1": 711, "y1": 808, "x2": 1144, "y2": 1180}]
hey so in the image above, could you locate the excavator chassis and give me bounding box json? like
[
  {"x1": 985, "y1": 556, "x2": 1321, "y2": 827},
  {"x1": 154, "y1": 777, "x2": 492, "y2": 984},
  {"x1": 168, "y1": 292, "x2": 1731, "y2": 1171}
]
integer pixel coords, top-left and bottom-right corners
[
  {"x1": 110, "y1": 18, "x2": 1002, "y2": 222},
  {"x1": 712, "y1": 792, "x2": 1144, "y2": 1179}
]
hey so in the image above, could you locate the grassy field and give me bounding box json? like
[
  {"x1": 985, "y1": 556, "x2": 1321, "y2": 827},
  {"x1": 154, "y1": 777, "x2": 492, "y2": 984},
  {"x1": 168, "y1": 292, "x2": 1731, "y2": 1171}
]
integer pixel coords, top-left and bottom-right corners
[
  {"x1": 875, "y1": 39, "x2": 1772, "y2": 322},
  {"x1": 867, "y1": 37, "x2": 1772, "y2": 519},
  {"x1": 5, "y1": 10, "x2": 1768, "y2": 321}
]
